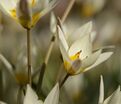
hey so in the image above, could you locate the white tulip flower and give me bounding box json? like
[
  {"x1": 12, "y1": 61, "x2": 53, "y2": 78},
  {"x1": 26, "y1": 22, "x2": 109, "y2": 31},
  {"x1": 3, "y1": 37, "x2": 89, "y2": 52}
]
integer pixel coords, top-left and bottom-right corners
[
  {"x1": 0, "y1": 0, "x2": 57, "y2": 29},
  {"x1": 98, "y1": 76, "x2": 121, "y2": 104},
  {"x1": 23, "y1": 83, "x2": 59, "y2": 104},
  {"x1": 57, "y1": 20, "x2": 113, "y2": 75}
]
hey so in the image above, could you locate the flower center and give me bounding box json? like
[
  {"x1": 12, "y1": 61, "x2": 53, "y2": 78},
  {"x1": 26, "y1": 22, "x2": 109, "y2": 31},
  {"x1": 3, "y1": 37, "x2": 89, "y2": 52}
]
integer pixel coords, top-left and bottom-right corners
[
  {"x1": 64, "y1": 50, "x2": 82, "y2": 74},
  {"x1": 70, "y1": 50, "x2": 81, "y2": 61}
]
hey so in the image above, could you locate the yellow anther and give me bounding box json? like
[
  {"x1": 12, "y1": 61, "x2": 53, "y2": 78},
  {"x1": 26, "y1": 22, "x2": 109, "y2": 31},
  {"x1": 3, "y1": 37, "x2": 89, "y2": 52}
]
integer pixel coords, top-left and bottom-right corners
[
  {"x1": 70, "y1": 51, "x2": 81, "y2": 61},
  {"x1": 10, "y1": 9, "x2": 17, "y2": 18}
]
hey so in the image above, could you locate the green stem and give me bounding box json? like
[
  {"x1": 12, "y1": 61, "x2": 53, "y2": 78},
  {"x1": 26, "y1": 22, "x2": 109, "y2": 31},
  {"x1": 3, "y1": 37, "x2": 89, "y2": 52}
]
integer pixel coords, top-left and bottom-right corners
[
  {"x1": 59, "y1": 73, "x2": 70, "y2": 88},
  {"x1": 27, "y1": 29, "x2": 32, "y2": 85}
]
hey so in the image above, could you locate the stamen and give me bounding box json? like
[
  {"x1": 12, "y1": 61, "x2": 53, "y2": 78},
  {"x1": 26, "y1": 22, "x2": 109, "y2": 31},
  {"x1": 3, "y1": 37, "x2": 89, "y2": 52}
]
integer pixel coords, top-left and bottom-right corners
[
  {"x1": 64, "y1": 50, "x2": 82, "y2": 74},
  {"x1": 10, "y1": 9, "x2": 17, "y2": 18},
  {"x1": 70, "y1": 50, "x2": 82, "y2": 61}
]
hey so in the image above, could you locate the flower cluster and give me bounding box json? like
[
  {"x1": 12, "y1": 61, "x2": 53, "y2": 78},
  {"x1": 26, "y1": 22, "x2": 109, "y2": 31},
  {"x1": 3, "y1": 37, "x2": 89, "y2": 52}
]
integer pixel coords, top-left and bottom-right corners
[{"x1": 0, "y1": 0, "x2": 120, "y2": 104}]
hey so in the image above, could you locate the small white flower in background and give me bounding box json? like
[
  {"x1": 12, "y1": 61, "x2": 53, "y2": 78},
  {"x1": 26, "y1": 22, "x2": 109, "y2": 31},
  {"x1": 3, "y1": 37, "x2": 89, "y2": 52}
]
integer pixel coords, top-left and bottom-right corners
[
  {"x1": 98, "y1": 76, "x2": 121, "y2": 104},
  {"x1": 23, "y1": 83, "x2": 59, "y2": 104},
  {"x1": 81, "y1": 0, "x2": 105, "y2": 17},
  {"x1": 57, "y1": 20, "x2": 113, "y2": 75},
  {"x1": 0, "y1": 0, "x2": 57, "y2": 29}
]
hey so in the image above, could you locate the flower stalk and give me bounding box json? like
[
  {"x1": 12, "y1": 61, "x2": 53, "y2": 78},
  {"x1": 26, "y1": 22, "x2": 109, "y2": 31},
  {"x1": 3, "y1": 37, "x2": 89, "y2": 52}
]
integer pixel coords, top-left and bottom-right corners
[
  {"x1": 61, "y1": 0, "x2": 75, "y2": 23},
  {"x1": 59, "y1": 73, "x2": 70, "y2": 88},
  {"x1": 27, "y1": 28, "x2": 32, "y2": 85}
]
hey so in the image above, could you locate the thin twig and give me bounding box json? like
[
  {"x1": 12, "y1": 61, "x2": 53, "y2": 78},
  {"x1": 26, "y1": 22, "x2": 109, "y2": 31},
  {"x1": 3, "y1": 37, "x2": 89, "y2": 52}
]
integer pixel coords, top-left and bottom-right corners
[
  {"x1": 27, "y1": 29, "x2": 32, "y2": 85},
  {"x1": 61, "y1": 0, "x2": 76, "y2": 23},
  {"x1": 37, "y1": 0, "x2": 76, "y2": 94},
  {"x1": 45, "y1": 36, "x2": 55, "y2": 64}
]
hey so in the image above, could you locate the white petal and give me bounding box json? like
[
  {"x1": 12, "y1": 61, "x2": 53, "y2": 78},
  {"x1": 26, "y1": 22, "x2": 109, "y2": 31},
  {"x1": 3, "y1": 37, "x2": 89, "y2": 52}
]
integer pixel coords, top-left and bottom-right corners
[
  {"x1": 39, "y1": 101, "x2": 44, "y2": 104},
  {"x1": 57, "y1": 18, "x2": 68, "y2": 38},
  {"x1": 68, "y1": 21, "x2": 93, "y2": 44},
  {"x1": 98, "y1": 75, "x2": 104, "y2": 104},
  {"x1": 103, "y1": 86, "x2": 121, "y2": 104},
  {"x1": 30, "y1": 0, "x2": 40, "y2": 10},
  {"x1": 68, "y1": 33, "x2": 92, "y2": 60},
  {"x1": 74, "y1": 49, "x2": 101, "y2": 74},
  {"x1": 57, "y1": 26, "x2": 69, "y2": 51},
  {"x1": 44, "y1": 83, "x2": 59, "y2": 104},
  {"x1": 64, "y1": 74, "x2": 84, "y2": 98},
  {"x1": 84, "y1": 51, "x2": 113, "y2": 72},
  {"x1": 31, "y1": 0, "x2": 57, "y2": 26},
  {"x1": 120, "y1": 92, "x2": 121, "y2": 103},
  {"x1": 33, "y1": 0, "x2": 48, "y2": 10},
  {"x1": 0, "y1": 101, "x2": 7, "y2": 104},
  {"x1": 94, "y1": 46, "x2": 115, "y2": 52},
  {"x1": 50, "y1": 12, "x2": 57, "y2": 34},
  {"x1": 57, "y1": 26, "x2": 71, "y2": 65},
  {"x1": 28, "y1": 0, "x2": 36, "y2": 6},
  {"x1": 23, "y1": 84, "x2": 42, "y2": 104},
  {"x1": 59, "y1": 40, "x2": 71, "y2": 63},
  {"x1": 0, "y1": 0, "x2": 17, "y2": 16},
  {"x1": 91, "y1": 31, "x2": 97, "y2": 43},
  {"x1": 40, "y1": 0, "x2": 57, "y2": 18},
  {"x1": 76, "y1": 49, "x2": 101, "y2": 73}
]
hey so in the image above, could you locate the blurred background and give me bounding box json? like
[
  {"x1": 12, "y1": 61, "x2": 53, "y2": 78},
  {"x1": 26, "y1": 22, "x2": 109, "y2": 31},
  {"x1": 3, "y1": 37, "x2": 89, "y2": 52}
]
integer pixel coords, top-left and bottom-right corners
[{"x1": 0, "y1": 0, "x2": 121, "y2": 104}]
